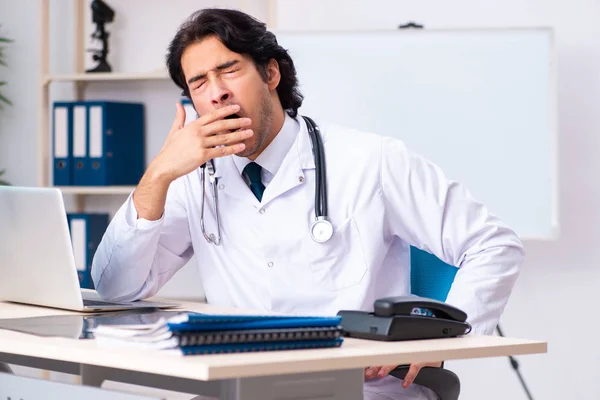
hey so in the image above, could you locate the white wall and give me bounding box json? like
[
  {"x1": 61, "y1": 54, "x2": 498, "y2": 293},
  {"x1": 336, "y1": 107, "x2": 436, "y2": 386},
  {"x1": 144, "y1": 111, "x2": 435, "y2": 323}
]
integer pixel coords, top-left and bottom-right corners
[
  {"x1": 275, "y1": 2, "x2": 600, "y2": 399},
  {"x1": 1, "y1": 0, "x2": 599, "y2": 399},
  {"x1": 0, "y1": 0, "x2": 40, "y2": 186}
]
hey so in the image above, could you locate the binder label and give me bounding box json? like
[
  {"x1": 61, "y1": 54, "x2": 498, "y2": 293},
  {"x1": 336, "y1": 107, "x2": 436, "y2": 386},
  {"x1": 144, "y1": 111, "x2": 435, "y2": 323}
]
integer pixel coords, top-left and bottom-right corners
[
  {"x1": 90, "y1": 106, "x2": 103, "y2": 157},
  {"x1": 73, "y1": 106, "x2": 87, "y2": 158},
  {"x1": 53, "y1": 107, "x2": 68, "y2": 158}
]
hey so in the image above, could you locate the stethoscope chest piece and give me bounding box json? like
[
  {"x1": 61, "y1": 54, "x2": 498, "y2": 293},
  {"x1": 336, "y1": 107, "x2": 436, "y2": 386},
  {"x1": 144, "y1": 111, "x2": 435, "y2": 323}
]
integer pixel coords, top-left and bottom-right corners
[{"x1": 310, "y1": 217, "x2": 334, "y2": 243}]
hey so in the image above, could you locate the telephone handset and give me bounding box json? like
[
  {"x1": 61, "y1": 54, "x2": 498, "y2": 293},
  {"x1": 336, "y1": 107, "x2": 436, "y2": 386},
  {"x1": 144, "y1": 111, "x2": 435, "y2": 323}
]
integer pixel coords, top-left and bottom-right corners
[
  {"x1": 337, "y1": 296, "x2": 472, "y2": 341},
  {"x1": 374, "y1": 296, "x2": 466, "y2": 320}
]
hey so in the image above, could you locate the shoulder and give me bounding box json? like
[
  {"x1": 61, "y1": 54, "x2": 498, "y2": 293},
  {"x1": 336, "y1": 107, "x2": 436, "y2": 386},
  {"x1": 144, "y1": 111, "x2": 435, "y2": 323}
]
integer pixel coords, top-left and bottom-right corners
[
  {"x1": 317, "y1": 120, "x2": 410, "y2": 160},
  {"x1": 319, "y1": 122, "x2": 380, "y2": 154}
]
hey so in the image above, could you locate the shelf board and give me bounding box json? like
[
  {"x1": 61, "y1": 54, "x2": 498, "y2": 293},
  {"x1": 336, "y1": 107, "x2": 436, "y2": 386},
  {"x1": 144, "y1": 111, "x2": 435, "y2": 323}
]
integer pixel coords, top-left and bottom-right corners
[
  {"x1": 44, "y1": 72, "x2": 170, "y2": 84},
  {"x1": 55, "y1": 186, "x2": 135, "y2": 195}
]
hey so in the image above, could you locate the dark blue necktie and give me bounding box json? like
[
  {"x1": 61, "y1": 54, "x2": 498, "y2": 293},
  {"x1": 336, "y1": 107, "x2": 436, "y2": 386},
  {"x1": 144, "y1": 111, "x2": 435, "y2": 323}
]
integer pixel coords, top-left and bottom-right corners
[{"x1": 244, "y1": 162, "x2": 265, "y2": 201}]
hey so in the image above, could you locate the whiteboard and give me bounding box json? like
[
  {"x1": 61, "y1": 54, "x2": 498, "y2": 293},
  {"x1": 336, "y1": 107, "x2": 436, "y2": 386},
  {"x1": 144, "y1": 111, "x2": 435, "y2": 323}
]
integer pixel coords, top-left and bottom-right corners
[{"x1": 275, "y1": 28, "x2": 557, "y2": 240}]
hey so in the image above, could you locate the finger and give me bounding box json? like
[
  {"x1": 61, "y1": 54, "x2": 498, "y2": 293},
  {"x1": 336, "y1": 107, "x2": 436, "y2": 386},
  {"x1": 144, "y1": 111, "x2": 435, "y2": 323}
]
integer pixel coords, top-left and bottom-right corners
[
  {"x1": 204, "y1": 129, "x2": 254, "y2": 148},
  {"x1": 195, "y1": 104, "x2": 241, "y2": 126},
  {"x1": 205, "y1": 142, "x2": 247, "y2": 159},
  {"x1": 364, "y1": 366, "x2": 381, "y2": 380},
  {"x1": 377, "y1": 365, "x2": 398, "y2": 379},
  {"x1": 170, "y1": 102, "x2": 187, "y2": 133},
  {"x1": 402, "y1": 364, "x2": 422, "y2": 388},
  {"x1": 201, "y1": 117, "x2": 252, "y2": 137}
]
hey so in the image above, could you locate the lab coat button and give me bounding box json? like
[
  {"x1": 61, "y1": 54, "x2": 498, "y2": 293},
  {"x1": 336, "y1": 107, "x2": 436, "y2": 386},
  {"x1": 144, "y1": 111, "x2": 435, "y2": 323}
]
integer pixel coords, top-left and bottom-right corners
[
  {"x1": 298, "y1": 176, "x2": 304, "y2": 183},
  {"x1": 259, "y1": 209, "x2": 265, "y2": 214},
  {"x1": 268, "y1": 262, "x2": 274, "y2": 268}
]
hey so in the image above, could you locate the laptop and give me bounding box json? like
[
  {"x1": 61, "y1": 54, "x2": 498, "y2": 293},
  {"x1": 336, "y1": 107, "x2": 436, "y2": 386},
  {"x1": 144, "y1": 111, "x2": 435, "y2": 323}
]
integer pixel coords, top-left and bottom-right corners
[{"x1": 0, "y1": 186, "x2": 180, "y2": 312}]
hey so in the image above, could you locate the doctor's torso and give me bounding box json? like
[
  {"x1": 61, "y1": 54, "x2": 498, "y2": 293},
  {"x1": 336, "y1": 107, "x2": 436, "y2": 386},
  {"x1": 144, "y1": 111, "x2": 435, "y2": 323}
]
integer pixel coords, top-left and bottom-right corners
[{"x1": 173, "y1": 117, "x2": 412, "y2": 315}]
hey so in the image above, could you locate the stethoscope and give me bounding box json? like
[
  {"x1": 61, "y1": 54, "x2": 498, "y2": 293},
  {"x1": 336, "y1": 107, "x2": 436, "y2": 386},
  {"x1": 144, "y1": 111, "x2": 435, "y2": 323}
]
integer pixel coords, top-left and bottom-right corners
[{"x1": 200, "y1": 115, "x2": 333, "y2": 246}]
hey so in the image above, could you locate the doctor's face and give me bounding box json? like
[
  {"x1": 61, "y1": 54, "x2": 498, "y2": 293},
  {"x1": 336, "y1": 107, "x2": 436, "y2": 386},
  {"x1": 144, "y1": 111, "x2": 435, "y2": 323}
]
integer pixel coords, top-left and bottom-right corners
[{"x1": 181, "y1": 36, "x2": 280, "y2": 158}]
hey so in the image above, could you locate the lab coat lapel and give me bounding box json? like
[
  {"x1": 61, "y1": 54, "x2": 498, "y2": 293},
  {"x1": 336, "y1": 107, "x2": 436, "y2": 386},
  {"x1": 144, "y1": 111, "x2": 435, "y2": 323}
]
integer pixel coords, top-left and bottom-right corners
[
  {"x1": 214, "y1": 157, "x2": 258, "y2": 205},
  {"x1": 261, "y1": 119, "x2": 316, "y2": 206}
]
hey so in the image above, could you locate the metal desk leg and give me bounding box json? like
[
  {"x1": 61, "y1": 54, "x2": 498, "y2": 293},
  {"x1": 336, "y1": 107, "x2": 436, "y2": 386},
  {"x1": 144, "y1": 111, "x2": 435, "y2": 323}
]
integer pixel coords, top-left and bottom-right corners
[
  {"x1": 220, "y1": 368, "x2": 364, "y2": 400},
  {"x1": 80, "y1": 364, "x2": 107, "y2": 387},
  {"x1": 79, "y1": 364, "x2": 221, "y2": 398},
  {"x1": 0, "y1": 362, "x2": 13, "y2": 374}
]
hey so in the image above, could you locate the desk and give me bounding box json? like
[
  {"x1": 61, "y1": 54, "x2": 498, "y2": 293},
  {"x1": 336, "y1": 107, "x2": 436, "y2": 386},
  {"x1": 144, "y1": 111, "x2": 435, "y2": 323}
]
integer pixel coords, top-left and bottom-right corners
[{"x1": 0, "y1": 299, "x2": 547, "y2": 400}]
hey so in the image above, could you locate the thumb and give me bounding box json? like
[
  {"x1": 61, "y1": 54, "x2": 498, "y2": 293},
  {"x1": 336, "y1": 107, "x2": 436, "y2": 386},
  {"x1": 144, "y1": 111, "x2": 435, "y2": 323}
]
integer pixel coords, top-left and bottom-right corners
[{"x1": 170, "y1": 102, "x2": 187, "y2": 133}]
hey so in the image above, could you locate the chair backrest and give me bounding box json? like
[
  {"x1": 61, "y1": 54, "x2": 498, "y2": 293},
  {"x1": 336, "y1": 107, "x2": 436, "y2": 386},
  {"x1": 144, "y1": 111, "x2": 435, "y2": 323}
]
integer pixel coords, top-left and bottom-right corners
[
  {"x1": 410, "y1": 246, "x2": 458, "y2": 301},
  {"x1": 390, "y1": 365, "x2": 461, "y2": 400}
]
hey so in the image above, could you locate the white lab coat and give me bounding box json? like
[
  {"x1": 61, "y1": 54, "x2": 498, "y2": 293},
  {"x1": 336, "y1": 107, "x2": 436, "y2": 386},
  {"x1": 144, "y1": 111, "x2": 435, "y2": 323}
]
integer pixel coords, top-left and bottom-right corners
[{"x1": 92, "y1": 116, "x2": 524, "y2": 400}]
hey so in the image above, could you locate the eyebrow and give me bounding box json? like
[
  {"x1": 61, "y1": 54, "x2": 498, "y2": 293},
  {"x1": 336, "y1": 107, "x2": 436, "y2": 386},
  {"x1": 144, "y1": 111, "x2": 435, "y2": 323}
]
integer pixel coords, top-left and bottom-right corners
[{"x1": 187, "y1": 60, "x2": 240, "y2": 85}]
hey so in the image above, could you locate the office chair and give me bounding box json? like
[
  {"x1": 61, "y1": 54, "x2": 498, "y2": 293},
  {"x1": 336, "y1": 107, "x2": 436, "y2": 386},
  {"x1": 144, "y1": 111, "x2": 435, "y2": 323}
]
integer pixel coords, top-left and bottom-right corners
[
  {"x1": 400, "y1": 247, "x2": 533, "y2": 400},
  {"x1": 389, "y1": 246, "x2": 461, "y2": 400}
]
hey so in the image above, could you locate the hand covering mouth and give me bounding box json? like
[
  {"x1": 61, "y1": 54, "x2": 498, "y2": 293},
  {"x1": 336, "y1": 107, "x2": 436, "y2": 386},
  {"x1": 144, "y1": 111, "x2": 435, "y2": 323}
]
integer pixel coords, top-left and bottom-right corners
[{"x1": 224, "y1": 113, "x2": 242, "y2": 133}]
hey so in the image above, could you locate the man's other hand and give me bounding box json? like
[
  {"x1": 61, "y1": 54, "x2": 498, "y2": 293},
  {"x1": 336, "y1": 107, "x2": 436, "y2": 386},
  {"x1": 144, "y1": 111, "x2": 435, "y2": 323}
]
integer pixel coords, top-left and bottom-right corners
[{"x1": 364, "y1": 361, "x2": 443, "y2": 387}]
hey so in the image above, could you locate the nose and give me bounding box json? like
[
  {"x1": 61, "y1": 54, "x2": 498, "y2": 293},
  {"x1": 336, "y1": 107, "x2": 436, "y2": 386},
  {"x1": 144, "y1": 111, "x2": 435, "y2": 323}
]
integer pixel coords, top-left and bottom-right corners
[{"x1": 209, "y1": 81, "x2": 232, "y2": 107}]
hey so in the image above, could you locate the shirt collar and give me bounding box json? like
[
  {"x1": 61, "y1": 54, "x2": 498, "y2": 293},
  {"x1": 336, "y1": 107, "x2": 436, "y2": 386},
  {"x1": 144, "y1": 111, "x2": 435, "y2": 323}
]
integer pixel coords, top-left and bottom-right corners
[{"x1": 232, "y1": 113, "x2": 300, "y2": 178}]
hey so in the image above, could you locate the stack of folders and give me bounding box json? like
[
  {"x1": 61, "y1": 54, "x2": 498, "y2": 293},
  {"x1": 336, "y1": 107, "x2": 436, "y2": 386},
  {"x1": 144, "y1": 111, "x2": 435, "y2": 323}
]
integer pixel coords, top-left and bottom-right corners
[
  {"x1": 52, "y1": 101, "x2": 145, "y2": 186},
  {"x1": 92, "y1": 313, "x2": 344, "y2": 356}
]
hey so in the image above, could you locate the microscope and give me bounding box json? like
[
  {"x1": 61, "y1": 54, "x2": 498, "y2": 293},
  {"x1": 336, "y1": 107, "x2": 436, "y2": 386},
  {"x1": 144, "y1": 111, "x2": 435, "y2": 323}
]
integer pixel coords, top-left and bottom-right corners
[{"x1": 86, "y1": 0, "x2": 115, "y2": 73}]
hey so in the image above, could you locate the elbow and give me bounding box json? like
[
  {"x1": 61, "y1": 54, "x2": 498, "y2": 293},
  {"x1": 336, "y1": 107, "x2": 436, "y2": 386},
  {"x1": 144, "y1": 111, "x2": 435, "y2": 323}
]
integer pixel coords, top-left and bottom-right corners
[
  {"x1": 507, "y1": 227, "x2": 526, "y2": 275},
  {"x1": 497, "y1": 228, "x2": 525, "y2": 287},
  {"x1": 490, "y1": 220, "x2": 526, "y2": 270},
  {"x1": 91, "y1": 251, "x2": 154, "y2": 303},
  {"x1": 94, "y1": 271, "x2": 150, "y2": 303}
]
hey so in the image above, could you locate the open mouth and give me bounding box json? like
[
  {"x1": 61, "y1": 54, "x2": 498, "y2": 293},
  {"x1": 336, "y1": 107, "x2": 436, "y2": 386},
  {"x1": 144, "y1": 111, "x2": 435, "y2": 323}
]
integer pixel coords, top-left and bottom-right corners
[{"x1": 225, "y1": 113, "x2": 242, "y2": 133}]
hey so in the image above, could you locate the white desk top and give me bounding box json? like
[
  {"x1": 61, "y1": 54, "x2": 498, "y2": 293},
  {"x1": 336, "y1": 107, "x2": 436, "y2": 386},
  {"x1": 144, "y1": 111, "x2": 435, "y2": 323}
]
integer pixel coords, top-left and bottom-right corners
[{"x1": 0, "y1": 299, "x2": 547, "y2": 381}]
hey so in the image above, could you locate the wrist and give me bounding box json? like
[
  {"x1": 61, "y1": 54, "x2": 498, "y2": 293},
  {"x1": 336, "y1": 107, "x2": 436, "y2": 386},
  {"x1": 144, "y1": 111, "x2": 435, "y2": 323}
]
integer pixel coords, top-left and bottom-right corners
[
  {"x1": 134, "y1": 167, "x2": 171, "y2": 222},
  {"x1": 145, "y1": 163, "x2": 173, "y2": 188}
]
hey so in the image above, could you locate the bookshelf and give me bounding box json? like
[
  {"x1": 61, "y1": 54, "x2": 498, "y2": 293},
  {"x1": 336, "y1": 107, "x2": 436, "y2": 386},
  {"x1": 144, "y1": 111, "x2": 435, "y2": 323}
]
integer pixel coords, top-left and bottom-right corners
[
  {"x1": 38, "y1": 0, "x2": 277, "y2": 212},
  {"x1": 56, "y1": 186, "x2": 136, "y2": 195},
  {"x1": 43, "y1": 71, "x2": 170, "y2": 86},
  {"x1": 30, "y1": 0, "x2": 281, "y2": 384}
]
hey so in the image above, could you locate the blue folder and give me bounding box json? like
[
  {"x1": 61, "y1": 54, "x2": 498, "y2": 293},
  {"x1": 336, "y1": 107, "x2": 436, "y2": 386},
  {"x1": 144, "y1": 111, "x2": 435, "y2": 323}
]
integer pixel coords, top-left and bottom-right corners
[
  {"x1": 52, "y1": 102, "x2": 74, "y2": 186},
  {"x1": 71, "y1": 102, "x2": 89, "y2": 186},
  {"x1": 66, "y1": 213, "x2": 109, "y2": 289},
  {"x1": 84, "y1": 101, "x2": 145, "y2": 186},
  {"x1": 176, "y1": 338, "x2": 344, "y2": 355},
  {"x1": 166, "y1": 314, "x2": 343, "y2": 332}
]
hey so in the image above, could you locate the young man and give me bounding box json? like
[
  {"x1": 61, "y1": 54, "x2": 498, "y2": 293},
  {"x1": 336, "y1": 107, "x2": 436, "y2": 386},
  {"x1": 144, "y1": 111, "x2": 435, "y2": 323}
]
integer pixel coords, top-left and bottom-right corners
[{"x1": 92, "y1": 8, "x2": 524, "y2": 400}]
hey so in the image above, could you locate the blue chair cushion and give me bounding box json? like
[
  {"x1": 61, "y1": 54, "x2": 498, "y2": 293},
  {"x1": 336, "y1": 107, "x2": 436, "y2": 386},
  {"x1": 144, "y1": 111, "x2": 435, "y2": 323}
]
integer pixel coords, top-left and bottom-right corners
[{"x1": 410, "y1": 247, "x2": 458, "y2": 302}]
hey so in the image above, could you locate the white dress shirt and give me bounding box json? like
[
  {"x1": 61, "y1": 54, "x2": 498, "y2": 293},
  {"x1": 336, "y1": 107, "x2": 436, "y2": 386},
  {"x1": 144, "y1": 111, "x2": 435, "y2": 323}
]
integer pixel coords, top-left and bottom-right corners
[{"x1": 91, "y1": 113, "x2": 524, "y2": 400}]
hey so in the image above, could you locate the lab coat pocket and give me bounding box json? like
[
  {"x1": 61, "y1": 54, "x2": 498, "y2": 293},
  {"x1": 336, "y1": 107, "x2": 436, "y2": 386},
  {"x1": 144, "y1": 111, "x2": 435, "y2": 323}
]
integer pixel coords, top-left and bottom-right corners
[{"x1": 307, "y1": 217, "x2": 368, "y2": 291}]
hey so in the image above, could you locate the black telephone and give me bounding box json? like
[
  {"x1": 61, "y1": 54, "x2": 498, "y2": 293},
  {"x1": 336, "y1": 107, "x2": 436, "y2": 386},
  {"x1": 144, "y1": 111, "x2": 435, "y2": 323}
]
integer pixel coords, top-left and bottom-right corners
[{"x1": 337, "y1": 296, "x2": 471, "y2": 341}]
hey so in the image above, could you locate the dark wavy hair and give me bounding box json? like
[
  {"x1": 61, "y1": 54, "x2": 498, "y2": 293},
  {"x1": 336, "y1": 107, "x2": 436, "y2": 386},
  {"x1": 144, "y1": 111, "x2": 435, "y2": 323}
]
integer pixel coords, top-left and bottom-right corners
[{"x1": 166, "y1": 8, "x2": 303, "y2": 118}]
